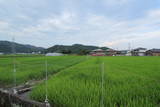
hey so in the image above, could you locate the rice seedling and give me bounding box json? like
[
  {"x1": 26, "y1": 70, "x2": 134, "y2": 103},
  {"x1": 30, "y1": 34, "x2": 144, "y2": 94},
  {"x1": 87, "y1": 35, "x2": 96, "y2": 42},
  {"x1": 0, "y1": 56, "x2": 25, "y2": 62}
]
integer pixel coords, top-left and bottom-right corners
[
  {"x1": 0, "y1": 56, "x2": 85, "y2": 86},
  {"x1": 31, "y1": 56, "x2": 160, "y2": 107}
]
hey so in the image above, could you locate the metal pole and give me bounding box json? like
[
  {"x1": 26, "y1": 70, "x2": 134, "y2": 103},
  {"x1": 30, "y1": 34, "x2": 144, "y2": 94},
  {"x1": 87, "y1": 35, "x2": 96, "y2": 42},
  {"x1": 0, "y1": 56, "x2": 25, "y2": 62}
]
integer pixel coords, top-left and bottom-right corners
[
  {"x1": 12, "y1": 37, "x2": 17, "y2": 94},
  {"x1": 13, "y1": 61, "x2": 17, "y2": 94},
  {"x1": 101, "y1": 62, "x2": 104, "y2": 107},
  {"x1": 45, "y1": 59, "x2": 50, "y2": 107},
  {"x1": 86, "y1": 55, "x2": 89, "y2": 60},
  {"x1": 45, "y1": 60, "x2": 48, "y2": 100}
]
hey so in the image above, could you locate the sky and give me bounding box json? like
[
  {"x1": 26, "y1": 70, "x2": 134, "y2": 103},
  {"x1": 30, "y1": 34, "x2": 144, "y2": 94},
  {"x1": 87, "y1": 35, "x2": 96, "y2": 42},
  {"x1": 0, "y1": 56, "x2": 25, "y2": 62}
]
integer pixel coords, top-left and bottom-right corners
[{"x1": 0, "y1": 0, "x2": 160, "y2": 49}]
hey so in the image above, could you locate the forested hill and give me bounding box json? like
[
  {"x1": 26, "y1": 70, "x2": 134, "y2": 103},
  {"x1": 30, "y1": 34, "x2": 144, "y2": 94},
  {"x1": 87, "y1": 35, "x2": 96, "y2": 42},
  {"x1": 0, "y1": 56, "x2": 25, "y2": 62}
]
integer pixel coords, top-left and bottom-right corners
[
  {"x1": 0, "y1": 41, "x2": 109, "y2": 55},
  {"x1": 46, "y1": 44, "x2": 109, "y2": 55},
  {"x1": 0, "y1": 41, "x2": 44, "y2": 53}
]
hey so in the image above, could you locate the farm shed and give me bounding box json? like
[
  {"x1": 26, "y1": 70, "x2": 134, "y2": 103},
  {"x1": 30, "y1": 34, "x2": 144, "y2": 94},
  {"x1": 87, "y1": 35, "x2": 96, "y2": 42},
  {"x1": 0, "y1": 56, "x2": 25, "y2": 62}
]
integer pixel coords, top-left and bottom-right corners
[
  {"x1": 45, "y1": 53, "x2": 64, "y2": 56},
  {"x1": 146, "y1": 49, "x2": 160, "y2": 56},
  {"x1": 90, "y1": 49, "x2": 106, "y2": 56},
  {"x1": 131, "y1": 48, "x2": 147, "y2": 56}
]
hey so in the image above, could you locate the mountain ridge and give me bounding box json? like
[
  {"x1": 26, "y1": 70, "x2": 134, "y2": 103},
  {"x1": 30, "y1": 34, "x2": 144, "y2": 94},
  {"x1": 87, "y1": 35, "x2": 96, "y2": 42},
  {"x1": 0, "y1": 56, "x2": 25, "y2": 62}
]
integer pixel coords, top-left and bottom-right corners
[
  {"x1": 0, "y1": 41, "x2": 109, "y2": 55},
  {"x1": 0, "y1": 41, "x2": 44, "y2": 53},
  {"x1": 46, "y1": 44, "x2": 109, "y2": 55}
]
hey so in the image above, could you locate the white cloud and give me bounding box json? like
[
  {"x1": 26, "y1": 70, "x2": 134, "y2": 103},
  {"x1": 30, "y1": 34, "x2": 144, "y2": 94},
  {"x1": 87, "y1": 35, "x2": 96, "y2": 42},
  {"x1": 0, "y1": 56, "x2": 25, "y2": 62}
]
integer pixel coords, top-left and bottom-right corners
[
  {"x1": 12, "y1": 11, "x2": 79, "y2": 37},
  {"x1": 0, "y1": 21, "x2": 9, "y2": 30},
  {"x1": 37, "y1": 11, "x2": 79, "y2": 31},
  {"x1": 0, "y1": 21, "x2": 10, "y2": 35},
  {"x1": 79, "y1": 9, "x2": 160, "y2": 49},
  {"x1": 102, "y1": 31, "x2": 160, "y2": 47},
  {"x1": 102, "y1": 0, "x2": 132, "y2": 6},
  {"x1": 1, "y1": 5, "x2": 160, "y2": 49},
  {"x1": 103, "y1": 39, "x2": 129, "y2": 47},
  {"x1": 16, "y1": 14, "x2": 31, "y2": 20},
  {"x1": 148, "y1": 9, "x2": 160, "y2": 18}
]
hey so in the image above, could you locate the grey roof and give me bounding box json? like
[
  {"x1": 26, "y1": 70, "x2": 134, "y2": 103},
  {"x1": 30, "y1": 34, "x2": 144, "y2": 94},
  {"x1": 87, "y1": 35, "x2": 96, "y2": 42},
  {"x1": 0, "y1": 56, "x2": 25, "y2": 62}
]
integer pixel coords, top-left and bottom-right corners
[
  {"x1": 133, "y1": 47, "x2": 147, "y2": 51},
  {"x1": 106, "y1": 49, "x2": 116, "y2": 52},
  {"x1": 92, "y1": 49, "x2": 104, "y2": 52},
  {"x1": 147, "y1": 49, "x2": 160, "y2": 52},
  {"x1": 46, "y1": 53, "x2": 63, "y2": 56}
]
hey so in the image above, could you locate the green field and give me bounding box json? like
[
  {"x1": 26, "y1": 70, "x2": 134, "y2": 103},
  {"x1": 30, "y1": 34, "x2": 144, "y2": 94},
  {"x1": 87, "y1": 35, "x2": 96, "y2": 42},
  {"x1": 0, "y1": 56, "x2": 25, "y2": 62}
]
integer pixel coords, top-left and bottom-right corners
[
  {"x1": 0, "y1": 55, "x2": 85, "y2": 86},
  {"x1": 0, "y1": 56, "x2": 160, "y2": 107},
  {"x1": 30, "y1": 56, "x2": 160, "y2": 107}
]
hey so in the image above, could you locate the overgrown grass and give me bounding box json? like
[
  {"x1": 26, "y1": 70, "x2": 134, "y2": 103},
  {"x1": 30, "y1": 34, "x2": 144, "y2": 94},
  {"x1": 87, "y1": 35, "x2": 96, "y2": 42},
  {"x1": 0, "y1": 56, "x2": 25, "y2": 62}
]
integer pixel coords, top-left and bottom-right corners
[
  {"x1": 0, "y1": 56, "x2": 85, "y2": 86},
  {"x1": 31, "y1": 56, "x2": 160, "y2": 107}
]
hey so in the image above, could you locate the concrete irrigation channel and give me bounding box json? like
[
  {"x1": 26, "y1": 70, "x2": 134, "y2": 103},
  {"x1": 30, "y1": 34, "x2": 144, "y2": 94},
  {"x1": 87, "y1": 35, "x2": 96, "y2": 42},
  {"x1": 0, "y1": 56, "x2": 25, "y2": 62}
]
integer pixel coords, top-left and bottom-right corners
[{"x1": 0, "y1": 81, "x2": 50, "y2": 107}]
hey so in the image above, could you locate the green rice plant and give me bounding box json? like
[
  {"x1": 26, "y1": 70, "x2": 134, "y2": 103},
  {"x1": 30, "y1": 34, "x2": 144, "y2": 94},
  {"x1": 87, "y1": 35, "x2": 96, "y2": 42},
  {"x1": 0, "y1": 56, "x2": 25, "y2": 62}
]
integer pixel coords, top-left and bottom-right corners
[
  {"x1": 31, "y1": 56, "x2": 160, "y2": 107},
  {"x1": 0, "y1": 56, "x2": 85, "y2": 86}
]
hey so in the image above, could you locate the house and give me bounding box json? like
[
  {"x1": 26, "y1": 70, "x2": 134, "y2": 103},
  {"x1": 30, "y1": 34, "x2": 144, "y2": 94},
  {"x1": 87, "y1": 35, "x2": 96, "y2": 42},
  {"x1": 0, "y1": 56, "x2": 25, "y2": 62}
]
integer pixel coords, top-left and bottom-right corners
[
  {"x1": 90, "y1": 49, "x2": 106, "y2": 56},
  {"x1": 106, "y1": 49, "x2": 117, "y2": 56},
  {"x1": 126, "y1": 50, "x2": 132, "y2": 56},
  {"x1": 116, "y1": 50, "x2": 128, "y2": 56},
  {"x1": 116, "y1": 50, "x2": 132, "y2": 56},
  {"x1": 131, "y1": 48, "x2": 147, "y2": 56},
  {"x1": 45, "y1": 53, "x2": 64, "y2": 56},
  {"x1": 146, "y1": 49, "x2": 160, "y2": 56}
]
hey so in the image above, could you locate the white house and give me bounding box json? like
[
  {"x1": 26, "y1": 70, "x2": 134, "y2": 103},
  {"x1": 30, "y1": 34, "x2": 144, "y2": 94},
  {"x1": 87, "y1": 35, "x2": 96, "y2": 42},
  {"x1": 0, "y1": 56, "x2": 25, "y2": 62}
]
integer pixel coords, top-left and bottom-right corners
[
  {"x1": 131, "y1": 48, "x2": 147, "y2": 56},
  {"x1": 126, "y1": 51, "x2": 132, "y2": 56},
  {"x1": 45, "y1": 53, "x2": 63, "y2": 56}
]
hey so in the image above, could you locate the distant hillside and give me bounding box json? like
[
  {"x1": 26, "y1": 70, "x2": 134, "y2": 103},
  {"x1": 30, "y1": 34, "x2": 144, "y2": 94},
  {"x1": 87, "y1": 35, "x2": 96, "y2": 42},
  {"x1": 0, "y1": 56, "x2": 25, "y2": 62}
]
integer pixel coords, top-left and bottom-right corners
[
  {"x1": 46, "y1": 44, "x2": 109, "y2": 55},
  {"x1": 0, "y1": 41, "x2": 44, "y2": 53}
]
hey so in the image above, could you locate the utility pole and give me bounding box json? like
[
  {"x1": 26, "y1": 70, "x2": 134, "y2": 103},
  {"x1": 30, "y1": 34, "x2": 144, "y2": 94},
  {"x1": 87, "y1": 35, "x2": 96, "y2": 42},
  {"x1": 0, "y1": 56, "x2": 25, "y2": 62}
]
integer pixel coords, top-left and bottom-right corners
[{"x1": 128, "y1": 43, "x2": 131, "y2": 51}]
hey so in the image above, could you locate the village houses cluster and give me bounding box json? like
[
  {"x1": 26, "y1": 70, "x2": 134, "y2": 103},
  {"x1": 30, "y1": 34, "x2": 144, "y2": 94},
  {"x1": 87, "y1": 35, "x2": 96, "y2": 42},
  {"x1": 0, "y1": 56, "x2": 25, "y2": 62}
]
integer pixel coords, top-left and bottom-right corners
[{"x1": 90, "y1": 48, "x2": 160, "y2": 56}]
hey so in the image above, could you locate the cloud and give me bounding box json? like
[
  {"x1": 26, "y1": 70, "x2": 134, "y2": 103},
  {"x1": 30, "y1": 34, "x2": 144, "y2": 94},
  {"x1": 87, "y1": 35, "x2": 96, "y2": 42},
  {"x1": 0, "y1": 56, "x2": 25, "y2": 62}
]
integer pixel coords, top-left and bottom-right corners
[
  {"x1": 102, "y1": 0, "x2": 132, "y2": 6},
  {"x1": 80, "y1": 9, "x2": 160, "y2": 49},
  {"x1": 12, "y1": 11, "x2": 79, "y2": 38},
  {"x1": 148, "y1": 9, "x2": 160, "y2": 18},
  {"x1": 102, "y1": 31, "x2": 160, "y2": 47},
  {"x1": 0, "y1": 21, "x2": 9, "y2": 29},
  {"x1": 16, "y1": 14, "x2": 31, "y2": 20},
  {"x1": 37, "y1": 11, "x2": 79, "y2": 31},
  {"x1": 103, "y1": 39, "x2": 129, "y2": 47},
  {"x1": 0, "y1": 0, "x2": 160, "y2": 49}
]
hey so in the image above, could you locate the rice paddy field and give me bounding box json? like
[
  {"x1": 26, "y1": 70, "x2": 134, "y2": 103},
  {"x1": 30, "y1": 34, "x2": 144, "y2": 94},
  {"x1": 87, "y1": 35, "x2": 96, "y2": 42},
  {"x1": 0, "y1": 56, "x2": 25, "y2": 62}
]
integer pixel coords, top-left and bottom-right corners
[
  {"x1": 0, "y1": 56, "x2": 160, "y2": 107},
  {"x1": 30, "y1": 56, "x2": 160, "y2": 107},
  {"x1": 0, "y1": 55, "x2": 85, "y2": 86}
]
